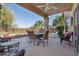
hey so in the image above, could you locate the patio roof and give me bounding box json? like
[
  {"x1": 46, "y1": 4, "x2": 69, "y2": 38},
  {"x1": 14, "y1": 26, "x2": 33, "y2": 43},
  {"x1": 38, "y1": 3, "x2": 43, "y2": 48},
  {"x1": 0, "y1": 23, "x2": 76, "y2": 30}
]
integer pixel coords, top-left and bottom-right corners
[
  {"x1": 17, "y1": 3, "x2": 74, "y2": 18},
  {"x1": 17, "y1": 3, "x2": 48, "y2": 18},
  {"x1": 32, "y1": 3, "x2": 73, "y2": 16}
]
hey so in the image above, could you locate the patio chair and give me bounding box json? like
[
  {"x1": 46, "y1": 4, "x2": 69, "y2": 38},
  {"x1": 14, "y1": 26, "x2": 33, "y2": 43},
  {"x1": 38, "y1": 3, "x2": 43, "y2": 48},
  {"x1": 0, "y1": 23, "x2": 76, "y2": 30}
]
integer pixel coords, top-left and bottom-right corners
[
  {"x1": 27, "y1": 31, "x2": 34, "y2": 43},
  {"x1": 0, "y1": 47, "x2": 5, "y2": 53},
  {"x1": 8, "y1": 42, "x2": 20, "y2": 53},
  {"x1": 27, "y1": 31, "x2": 38, "y2": 46},
  {"x1": 51, "y1": 31, "x2": 58, "y2": 38},
  {"x1": 15, "y1": 49, "x2": 25, "y2": 56},
  {"x1": 38, "y1": 28, "x2": 45, "y2": 33},
  {"x1": 37, "y1": 30, "x2": 49, "y2": 46},
  {"x1": 60, "y1": 32, "x2": 73, "y2": 46},
  {"x1": 0, "y1": 46, "x2": 5, "y2": 55}
]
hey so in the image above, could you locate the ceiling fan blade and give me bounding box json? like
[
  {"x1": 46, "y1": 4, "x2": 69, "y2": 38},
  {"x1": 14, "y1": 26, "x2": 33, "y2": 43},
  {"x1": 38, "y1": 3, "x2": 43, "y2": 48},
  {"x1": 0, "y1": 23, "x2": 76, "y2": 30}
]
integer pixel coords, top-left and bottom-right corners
[
  {"x1": 45, "y1": 7, "x2": 49, "y2": 12},
  {"x1": 51, "y1": 6, "x2": 58, "y2": 10},
  {"x1": 36, "y1": 5, "x2": 45, "y2": 8},
  {"x1": 44, "y1": 6, "x2": 58, "y2": 12}
]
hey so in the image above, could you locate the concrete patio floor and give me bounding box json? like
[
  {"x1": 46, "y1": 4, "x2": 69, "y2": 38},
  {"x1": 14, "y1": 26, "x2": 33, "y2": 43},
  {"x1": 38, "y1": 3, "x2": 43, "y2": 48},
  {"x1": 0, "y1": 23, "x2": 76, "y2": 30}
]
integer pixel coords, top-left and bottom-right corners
[{"x1": 13, "y1": 35, "x2": 76, "y2": 56}]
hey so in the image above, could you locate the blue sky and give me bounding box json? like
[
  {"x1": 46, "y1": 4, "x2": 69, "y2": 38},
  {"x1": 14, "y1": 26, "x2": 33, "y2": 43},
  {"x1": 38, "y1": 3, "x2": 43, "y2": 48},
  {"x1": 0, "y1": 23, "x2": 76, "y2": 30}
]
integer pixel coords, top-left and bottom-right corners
[{"x1": 4, "y1": 3, "x2": 63, "y2": 28}]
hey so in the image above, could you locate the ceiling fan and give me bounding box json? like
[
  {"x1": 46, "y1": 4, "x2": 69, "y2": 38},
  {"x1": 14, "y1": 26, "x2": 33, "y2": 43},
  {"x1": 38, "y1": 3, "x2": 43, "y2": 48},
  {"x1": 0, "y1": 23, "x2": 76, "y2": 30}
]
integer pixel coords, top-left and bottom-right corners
[{"x1": 36, "y1": 3, "x2": 58, "y2": 12}]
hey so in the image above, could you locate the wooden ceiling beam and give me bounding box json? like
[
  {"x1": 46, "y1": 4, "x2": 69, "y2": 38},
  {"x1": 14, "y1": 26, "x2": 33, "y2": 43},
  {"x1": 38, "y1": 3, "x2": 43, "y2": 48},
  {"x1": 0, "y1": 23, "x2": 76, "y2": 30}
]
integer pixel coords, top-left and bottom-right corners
[
  {"x1": 17, "y1": 3, "x2": 48, "y2": 18},
  {"x1": 48, "y1": 4, "x2": 73, "y2": 16}
]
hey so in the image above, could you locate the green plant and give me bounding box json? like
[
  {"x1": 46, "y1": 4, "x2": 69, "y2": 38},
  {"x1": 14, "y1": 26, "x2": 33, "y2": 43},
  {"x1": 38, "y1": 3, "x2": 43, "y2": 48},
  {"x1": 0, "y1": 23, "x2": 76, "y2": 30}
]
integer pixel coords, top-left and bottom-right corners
[
  {"x1": 34, "y1": 20, "x2": 44, "y2": 28},
  {"x1": 56, "y1": 25, "x2": 64, "y2": 37},
  {"x1": 0, "y1": 5, "x2": 13, "y2": 32},
  {"x1": 52, "y1": 13, "x2": 64, "y2": 37}
]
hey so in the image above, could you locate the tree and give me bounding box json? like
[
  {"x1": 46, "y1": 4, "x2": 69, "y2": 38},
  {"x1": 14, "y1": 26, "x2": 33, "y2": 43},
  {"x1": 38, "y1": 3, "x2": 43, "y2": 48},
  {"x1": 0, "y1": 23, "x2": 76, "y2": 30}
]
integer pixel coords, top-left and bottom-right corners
[
  {"x1": 0, "y1": 5, "x2": 13, "y2": 31},
  {"x1": 52, "y1": 19, "x2": 57, "y2": 26},
  {"x1": 52, "y1": 13, "x2": 65, "y2": 36},
  {"x1": 56, "y1": 13, "x2": 64, "y2": 36},
  {"x1": 52, "y1": 13, "x2": 64, "y2": 27},
  {"x1": 34, "y1": 20, "x2": 44, "y2": 28}
]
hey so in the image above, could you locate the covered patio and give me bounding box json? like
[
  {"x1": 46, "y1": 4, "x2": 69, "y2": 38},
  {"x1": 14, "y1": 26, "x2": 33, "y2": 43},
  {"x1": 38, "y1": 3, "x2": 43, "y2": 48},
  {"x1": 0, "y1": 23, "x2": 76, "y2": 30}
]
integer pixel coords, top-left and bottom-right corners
[
  {"x1": 0, "y1": 3, "x2": 78, "y2": 56},
  {"x1": 16, "y1": 3, "x2": 78, "y2": 56},
  {"x1": 17, "y1": 3, "x2": 75, "y2": 30},
  {"x1": 17, "y1": 35, "x2": 76, "y2": 56}
]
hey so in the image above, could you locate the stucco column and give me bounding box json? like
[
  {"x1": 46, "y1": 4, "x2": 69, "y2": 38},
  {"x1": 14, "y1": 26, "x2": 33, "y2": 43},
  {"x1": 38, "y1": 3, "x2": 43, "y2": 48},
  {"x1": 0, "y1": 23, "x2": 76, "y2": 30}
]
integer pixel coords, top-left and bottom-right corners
[{"x1": 44, "y1": 17, "x2": 49, "y2": 31}]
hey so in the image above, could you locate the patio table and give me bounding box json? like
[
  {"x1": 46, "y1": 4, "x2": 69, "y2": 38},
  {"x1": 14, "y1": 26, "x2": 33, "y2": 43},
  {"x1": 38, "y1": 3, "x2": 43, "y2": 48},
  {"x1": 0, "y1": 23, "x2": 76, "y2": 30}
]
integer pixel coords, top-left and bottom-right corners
[
  {"x1": 34, "y1": 33, "x2": 44, "y2": 46},
  {"x1": 0, "y1": 33, "x2": 27, "y2": 42},
  {"x1": 0, "y1": 36, "x2": 11, "y2": 42},
  {"x1": 34, "y1": 33, "x2": 44, "y2": 38},
  {"x1": 0, "y1": 40, "x2": 19, "y2": 46},
  {"x1": 0, "y1": 40, "x2": 20, "y2": 56}
]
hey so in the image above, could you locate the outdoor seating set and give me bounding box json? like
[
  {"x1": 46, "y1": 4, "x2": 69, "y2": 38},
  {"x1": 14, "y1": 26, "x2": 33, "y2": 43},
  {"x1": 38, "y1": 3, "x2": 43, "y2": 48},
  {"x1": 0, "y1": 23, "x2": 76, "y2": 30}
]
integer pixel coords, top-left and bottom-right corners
[
  {"x1": 27, "y1": 29, "x2": 73, "y2": 47},
  {"x1": 59, "y1": 31, "x2": 73, "y2": 46},
  {"x1": 0, "y1": 42, "x2": 20, "y2": 56},
  {"x1": 0, "y1": 33, "x2": 26, "y2": 56},
  {"x1": 0, "y1": 36, "x2": 11, "y2": 43},
  {"x1": 27, "y1": 30, "x2": 49, "y2": 46}
]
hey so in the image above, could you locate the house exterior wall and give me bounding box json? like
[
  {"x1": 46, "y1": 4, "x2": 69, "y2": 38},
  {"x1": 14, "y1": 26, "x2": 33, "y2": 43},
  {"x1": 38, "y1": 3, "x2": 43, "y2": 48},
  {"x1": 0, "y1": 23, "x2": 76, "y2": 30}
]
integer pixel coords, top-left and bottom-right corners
[{"x1": 76, "y1": 4, "x2": 79, "y2": 45}]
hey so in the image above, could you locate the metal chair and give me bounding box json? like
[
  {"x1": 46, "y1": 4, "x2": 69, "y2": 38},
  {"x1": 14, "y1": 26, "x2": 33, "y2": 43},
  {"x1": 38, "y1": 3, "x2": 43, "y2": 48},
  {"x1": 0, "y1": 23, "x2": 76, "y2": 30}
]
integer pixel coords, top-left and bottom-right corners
[
  {"x1": 0, "y1": 46, "x2": 5, "y2": 55},
  {"x1": 37, "y1": 30, "x2": 49, "y2": 46},
  {"x1": 0, "y1": 47, "x2": 5, "y2": 52},
  {"x1": 60, "y1": 32, "x2": 73, "y2": 46},
  {"x1": 8, "y1": 42, "x2": 20, "y2": 53},
  {"x1": 27, "y1": 31, "x2": 38, "y2": 46}
]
